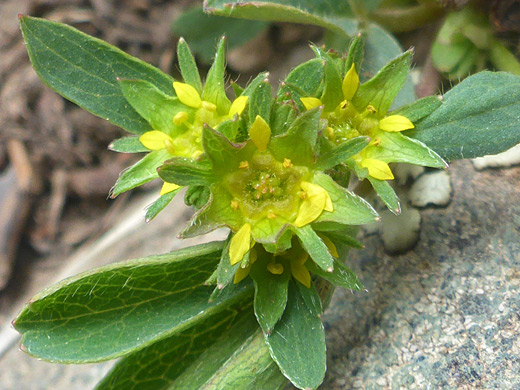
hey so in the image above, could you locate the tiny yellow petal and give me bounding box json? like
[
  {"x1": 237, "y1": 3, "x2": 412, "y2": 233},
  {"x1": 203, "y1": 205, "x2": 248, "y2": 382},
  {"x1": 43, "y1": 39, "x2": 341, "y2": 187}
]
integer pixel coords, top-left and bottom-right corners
[
  {"x1": 300, "y1": 97, "x2": 323, "y2": 111},
  {"x1": 361, "y1": 159, "x2": 394, "y2": 180},
  {"x1": 290, "y1": 258, "x2": 311, "y2": 288},
  {"x1": 201, "y1": 101, "x2": 217, "y2": 112},
  {"x1": 139, "y1": 131, "x2": 172, "y2": 150},
  {"x1": 239, "y1": 160, "x2": 249, "y2": 169},
  {"x1": 228, "y1": 95, "x2": 249, "y2": 117},
  {"x1": 293, "y1": 181, "x2": 328, "y2": 227},
  {"x1": 173, "y1": 111, "x2": 189, "y2": 126},
  {"x1": 267, "y1": 262, "x2": 284, "y2": 275},
  {"x1": 324, "y1": 190, "x2": 333, "y2": 212},
  {"x1": 318, "y1": 234, "x2": 339, "y2": 258},
  {"x1": 342, "y1": 63, "x2": 359, "y2": 101},
  {"x1": 379, "y1": 115, "x2": 414, "y2": 132},
  {"x1": 249, "y1": 115, "x2": 271, "y2": 151},
  {"x1": 173, "y1": 82, "x2": 202, "y2": 108},
  {"x1": 233, "y1": 264, "x2": 251, "y2": 284},
  {"x1": 229, "y1": 223, "x2": 251, "y2": 265},
  {"x1": 160, "y1": 182, "x2": 180, "y2": 195}
]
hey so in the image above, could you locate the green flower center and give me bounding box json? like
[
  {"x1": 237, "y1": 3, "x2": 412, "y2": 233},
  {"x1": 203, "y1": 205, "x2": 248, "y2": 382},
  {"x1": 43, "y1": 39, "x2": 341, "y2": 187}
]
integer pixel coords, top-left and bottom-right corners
[
  {"x1": 224, "y1": 151, "x2": 308, "y2": 221},
  {"x1": 325, "y1": 101, "x2": 380, "y2": 144}
]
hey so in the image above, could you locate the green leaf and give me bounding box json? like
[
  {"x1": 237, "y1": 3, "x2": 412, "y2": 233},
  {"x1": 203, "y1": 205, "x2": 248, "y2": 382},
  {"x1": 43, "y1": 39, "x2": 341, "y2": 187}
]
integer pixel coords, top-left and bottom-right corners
[
  {"x1": 145, "y1": 188, "x2": 181, "y2": 222},
  {"x1": 367, "y1": 176, "x2": 401, "y2": 215},
  {"x1": 14, "y1": 242, "x2": 254, "y2": 363},
  {"x1": 19, "y1": 16, "x2": 174, "y2": 135},
  {"x1": 270, "y1": 108, "x2": 321, "y2": 166},
  {"x1": 313, "y1": 172, "x2": 379, "y2": 225},
  {"x1": 353, "y1": 50, "x2": 412, "y2": 115},
  {"x1": 111, "y1": 149, "x2": 170, "y2": 197},
  {"x1": 392, "y1": 95, "x2": 442, "y2": 123},
  {"x1": 265, "y1": 279, "x2": 326, "y2": 390},
  {"x1": 407, "y1": 71, "x2": 520, "y2": 160},
  {"x1": 172, "y1": 6, "x2": 268, "y2": 64},
  {"x1": 170, "y1": 318, "x2": 286, "y2": 390},
  {"x1": 294, "y1": 225, "x2": 334, "y2": 272},
  {"x1": 95, "y1": 304, "x2": 252, "y2": 390},
  {"x1": 270, "y1": 101, "x2": 299, "y2": 138},
  {"x1": 108, "y1": 137, "x2": 148, "y2": 153},
  {"x1": 204, "y1": 0, "x2": 356, "y2": 36},
  {"x1": 202, "y1": 36, "x2": 231, "y2": 115},
  {"x1": 251, "y1": 261, "x2": 290, "y2": 334},
  {"x1": 158, "y1": 157, "x2": 214, "y2": 186},
  {"x1": 248, "y1": 79, "x2": 272, "y2": 125},
  {"x1": 319, "y1": 52, "x2": 344, "y2": 111},
  {"x1": 216, "y1": 119, "x2": 241, "y2": 141},
  {"x1": 119, "y1": 79, "x2": 187, "y2": 138},
  {"x1": 314, "y1": 136, "x2": 370, "y2": 170},
  {"x1": 306, "y1": 257, "x2": 362, "y2": 290},
  {"x1": 368, "y1": 132, "x2": 447, "y2": 168},
  {"x1": 176, "y1": 37, "x2": 203, "y2": 94}
]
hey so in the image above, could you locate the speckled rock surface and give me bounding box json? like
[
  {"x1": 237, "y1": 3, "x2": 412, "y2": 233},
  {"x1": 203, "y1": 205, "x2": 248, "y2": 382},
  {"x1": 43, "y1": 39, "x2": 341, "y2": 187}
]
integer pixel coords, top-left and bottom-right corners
[{"x1": 321, "y1": 160, "x2": 520, "y2": 390}]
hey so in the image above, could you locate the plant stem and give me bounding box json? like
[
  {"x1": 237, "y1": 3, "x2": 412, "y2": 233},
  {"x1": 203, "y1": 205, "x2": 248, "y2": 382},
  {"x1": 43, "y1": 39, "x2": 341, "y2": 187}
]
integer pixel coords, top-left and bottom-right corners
[{"x1": 370, "y1": 4, "x2": 445, "y2": 32}]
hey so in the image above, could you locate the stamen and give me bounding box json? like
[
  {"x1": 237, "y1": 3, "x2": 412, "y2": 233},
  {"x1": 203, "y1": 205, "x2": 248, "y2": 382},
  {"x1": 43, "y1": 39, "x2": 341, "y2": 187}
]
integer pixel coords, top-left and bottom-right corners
[
  {"x1": 201, "y1": 101, "x2": 217, "y2": 112},
  {"x1": 231, "y1": 200, "x2": 240, "y2": 210},
  {"x1": 283, "y1": 158, "x2": 293, "y2": 168},
  {"x1": 267, "y1": 211, "x2": 276, "y2": 219},
  {"x1": 173, "y1": 111, "x2": 189, "y2": 126},
  {"x1": 239, "y1": 161, "x2": 249, "y2": 169}
]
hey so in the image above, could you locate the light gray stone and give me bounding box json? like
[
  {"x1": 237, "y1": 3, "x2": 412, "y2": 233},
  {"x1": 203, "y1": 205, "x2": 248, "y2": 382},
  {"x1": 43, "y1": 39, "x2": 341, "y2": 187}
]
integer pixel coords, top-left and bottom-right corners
[{"x1": 409, "y1": 170, "x2": 452, "y2": 207}]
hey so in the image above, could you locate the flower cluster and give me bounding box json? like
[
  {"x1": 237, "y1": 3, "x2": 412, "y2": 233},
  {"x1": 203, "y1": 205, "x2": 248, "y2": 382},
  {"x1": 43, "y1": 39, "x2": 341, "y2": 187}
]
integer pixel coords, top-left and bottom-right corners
[{"x1": 109, "y1": 36, "x2": 448, "y2": 334}]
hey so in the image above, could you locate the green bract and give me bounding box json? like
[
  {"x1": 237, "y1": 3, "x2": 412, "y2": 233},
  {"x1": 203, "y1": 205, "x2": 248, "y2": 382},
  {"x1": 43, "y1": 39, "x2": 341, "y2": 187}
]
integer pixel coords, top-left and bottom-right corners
[{"x1": 15, "y1": 11, "x2": 520, "y2": 390}]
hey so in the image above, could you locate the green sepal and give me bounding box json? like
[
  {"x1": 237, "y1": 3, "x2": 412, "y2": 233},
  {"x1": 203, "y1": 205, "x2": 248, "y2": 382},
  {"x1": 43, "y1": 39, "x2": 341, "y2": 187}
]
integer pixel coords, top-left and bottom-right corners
[
  {"x1": 278, "y1": 58, "x2": 325, "y2": 108},
  {"x1": 352, "y1": 50, "x2": 413, "y2": 115},
  {"x1": 294, "y1": 279, "x2": 322, "y2": 317},
  {"x1": 248, "y1": 78, "x2": 272, "y2": 125},
  {"x1": 345, "y1": 33, "x2": 364, "y2": 74},
  {"x1": 184, "y1": 185, "x2": 211, "y2": 210},
  {"x1": 111, "y1": 149, "x2": 170, "y2": 198},
  {"x1": 322, "y1": 61, "x2": 344, "y2": 112},
  {"x1": 392, "y1": 95, "x2": 442, "y2": 123},
  {"x1": 177, "y1": 38, "x2": 203, "y2": 94},
  {"x1": 108, "y1": 136, "x2": 148, "y2": 153},
  {"x1": 270, "y1": 100, "x2": 299, "y2": 137},
  {"x1": 306, "y1": 257, "x2": 362, "y2": 290},
  {"x1": 367, "y1": 132, "x2": 447, "y2": 168},
  {"x1": 202, "y1": 36, "x2": 231, "y2": 115},
  {"x1": 313, "y1": 173, "x2": 379, "y2": 225},
  {"x1": 312, "y1": 226, "x2": 364, "y2": 249},
  {"x1": 145, "y1": 188, "x2": 181, "y2": 222},
  {"x1": 265, "y1": 279, "x2": 326, "y2": 390},
  {"x1": 216, "y1": 118, "x2": 241, "y2": 141},
  {"x1": 119, "y1": 79, "x2": 188, "y2": 138},
  {"x1": 231, "y1": 81, "x2": 245, "y2": 97},
  {"x1": 251, "y1": 259, "x2": 290, "y2": 334},
  {"x1": 241, "y1": 72, "x2": 269, "y2": 97},
  {"x1": 262, "y1": 229, "x2": 293, "y2": 254},
  {"x1": 270, "y1": 108, "x2": 321, "y2": 166},
  {"x1": 94, "y1": 302, "x2": 253, "y2": 390},
  {"x1": 19, "y1": 16, "x2": 174, "y2": 135},
  {"x1": 202, "y1": 126, "x2": 256, "y2": 175},
  {"x1": 206, "y1": 237, "x2": 239, "y2": 289},
  {"x1": 294, "y1": 225, "x2": 334, "y2": 272},
  {"x1": 314, "y1": 136, "x2": 369, "y2": 171},
  {"x1": 181, "y1": 184, "x2": 243, "y2": 238},
  {"x1": 158, "y1": 157, "x2": 214, "y2": 186},
  {"x1": 367, "y1": 176, "x2": 401, "y2": 215},
  {"x1": 14, "y1": 242, "x2": 255, "y2": 363}
]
